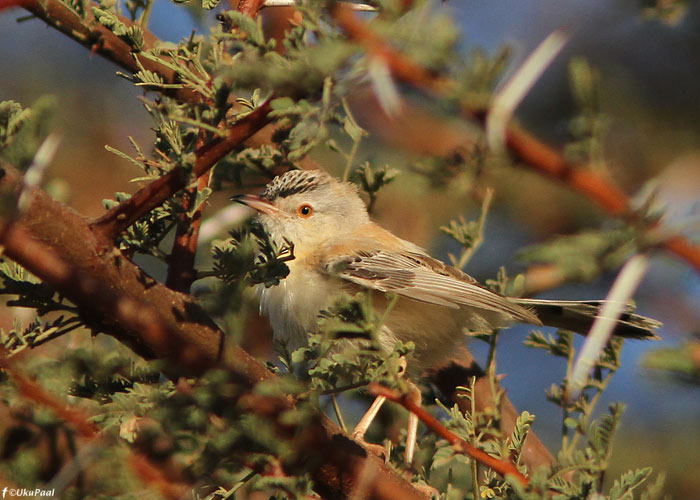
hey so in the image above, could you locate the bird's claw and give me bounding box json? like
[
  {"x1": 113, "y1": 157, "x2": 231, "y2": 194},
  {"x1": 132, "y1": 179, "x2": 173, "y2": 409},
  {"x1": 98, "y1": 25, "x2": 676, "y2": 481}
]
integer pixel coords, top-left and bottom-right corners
[{"x1": 352, "y1": 432, "x2": 389, "y2": 462}]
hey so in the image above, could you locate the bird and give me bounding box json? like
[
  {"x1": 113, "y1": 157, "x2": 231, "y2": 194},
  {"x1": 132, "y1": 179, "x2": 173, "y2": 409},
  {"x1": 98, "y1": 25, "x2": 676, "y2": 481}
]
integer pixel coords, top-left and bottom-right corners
[{"x1": 233, "y1": 168, "x2": 660, "y2": 466}]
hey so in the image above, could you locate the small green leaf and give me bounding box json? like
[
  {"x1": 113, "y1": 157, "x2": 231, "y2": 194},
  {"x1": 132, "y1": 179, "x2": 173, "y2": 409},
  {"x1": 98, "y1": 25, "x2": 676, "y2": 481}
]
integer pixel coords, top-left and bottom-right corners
[{"x1": 609, "y1": 467, "x2": 653, "y2": 500}]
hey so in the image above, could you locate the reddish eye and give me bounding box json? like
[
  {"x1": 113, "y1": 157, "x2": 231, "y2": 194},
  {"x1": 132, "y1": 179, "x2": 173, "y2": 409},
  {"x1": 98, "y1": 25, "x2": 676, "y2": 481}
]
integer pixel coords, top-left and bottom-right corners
[{"x1": 296, "y1": 203, "x2": 314, "y2": 218}]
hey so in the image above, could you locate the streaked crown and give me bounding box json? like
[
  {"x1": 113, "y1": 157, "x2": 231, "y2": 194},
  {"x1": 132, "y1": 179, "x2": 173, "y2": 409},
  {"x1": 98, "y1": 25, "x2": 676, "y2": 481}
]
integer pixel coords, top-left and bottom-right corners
[{"x1": 262, "y1": 170, "x2": 333, "y2": 201}]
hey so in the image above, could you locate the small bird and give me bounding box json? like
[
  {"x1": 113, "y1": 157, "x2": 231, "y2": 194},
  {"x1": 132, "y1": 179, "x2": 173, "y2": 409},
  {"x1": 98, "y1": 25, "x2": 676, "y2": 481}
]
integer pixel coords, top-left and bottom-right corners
[{"x1": 234, "y1": 169, "x2": 660, "y2": 465}]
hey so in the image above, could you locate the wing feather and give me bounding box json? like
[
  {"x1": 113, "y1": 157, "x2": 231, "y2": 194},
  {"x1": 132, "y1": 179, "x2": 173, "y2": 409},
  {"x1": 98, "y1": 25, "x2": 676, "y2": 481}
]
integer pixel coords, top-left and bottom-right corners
[{"x1": 323, "y1": 249, "x2": 540, "y2": 324}]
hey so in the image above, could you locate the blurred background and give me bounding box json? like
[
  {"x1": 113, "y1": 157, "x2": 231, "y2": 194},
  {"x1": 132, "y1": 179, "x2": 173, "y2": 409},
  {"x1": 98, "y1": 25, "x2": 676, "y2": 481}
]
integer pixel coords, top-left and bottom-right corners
[{"x1": 1, "y1": 0, "x2": 699, "y2": 497}]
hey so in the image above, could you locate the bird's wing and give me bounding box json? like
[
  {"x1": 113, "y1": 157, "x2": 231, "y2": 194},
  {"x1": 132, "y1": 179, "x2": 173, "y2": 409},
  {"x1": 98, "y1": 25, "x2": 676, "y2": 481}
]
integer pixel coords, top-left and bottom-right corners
[{"x1": 323, "y1": 249, "x2": 540, "y2": 324}]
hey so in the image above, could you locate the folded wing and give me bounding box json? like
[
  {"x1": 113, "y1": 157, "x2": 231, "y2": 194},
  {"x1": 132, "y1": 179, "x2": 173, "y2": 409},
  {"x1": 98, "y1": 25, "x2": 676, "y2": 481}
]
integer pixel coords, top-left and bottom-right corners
[{"x1": 323, "y1": 249, "x2": 541, "y2": 325}]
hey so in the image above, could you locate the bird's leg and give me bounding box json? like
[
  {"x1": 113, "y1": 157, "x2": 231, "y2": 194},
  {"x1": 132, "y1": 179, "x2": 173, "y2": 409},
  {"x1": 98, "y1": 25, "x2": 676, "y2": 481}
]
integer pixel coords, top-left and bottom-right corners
[
  {"x1": 351, "y1": 394, "x2": 388, "y2": 458},
  {"x1": 404, "y1": 380, "x2": 422, "y2": 468},
  {"x1": 350, "y1": 356, "x2": 408, "y2": 459}
]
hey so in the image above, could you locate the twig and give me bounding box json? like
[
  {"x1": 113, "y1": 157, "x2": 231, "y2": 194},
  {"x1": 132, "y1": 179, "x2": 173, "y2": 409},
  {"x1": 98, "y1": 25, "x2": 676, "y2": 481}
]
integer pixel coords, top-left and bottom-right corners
[
  {"x1": 237, "y1": 0, "x2": 266, "y2": 17},
  {"x1": 330, "y1": 3, "x2": 450, "y2": 93},
  {"x1": 330, "y1": 3, "x2": 700, "y2": 276},
  {"x1": 90, "y1": 100, "x2": 272, "y2": 243},
  {"x1": 22, "y1": 0, "x2": 197, "y2": 103},
  {"x1": 368, "y1": 383, "x2": 529, "y2": 487},
  {"x1": 0, "y1": 160, "x2": 428, "y2": 500},
  {"x1": 165, "y1": 172, "x2": 210, "y2": 292},
  {"x1": 166, "y1": 131, "x2": 212, "y2": 292}
]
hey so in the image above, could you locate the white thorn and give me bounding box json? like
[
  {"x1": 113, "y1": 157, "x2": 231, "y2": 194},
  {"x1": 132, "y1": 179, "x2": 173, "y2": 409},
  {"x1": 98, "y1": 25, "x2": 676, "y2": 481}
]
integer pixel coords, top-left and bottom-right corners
[
  {"x1": 487, "y1": 29, "x2": 570, "y2": 151},
  {"x1": 262, "y1": 0, "x2": 376, "y2": 11},
  {"x1": 18, "y1": 133, "x2": 61, "y2": 212},
  {"x1": 567, "y1": 253, "x2": 651, "y2": 401}
]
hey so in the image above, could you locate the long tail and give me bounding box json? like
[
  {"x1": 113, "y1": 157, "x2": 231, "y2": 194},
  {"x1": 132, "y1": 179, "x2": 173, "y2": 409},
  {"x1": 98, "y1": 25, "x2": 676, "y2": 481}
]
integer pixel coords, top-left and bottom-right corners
[{"x1": 512, "y1": 298, "x2": 662, "y2": 340}]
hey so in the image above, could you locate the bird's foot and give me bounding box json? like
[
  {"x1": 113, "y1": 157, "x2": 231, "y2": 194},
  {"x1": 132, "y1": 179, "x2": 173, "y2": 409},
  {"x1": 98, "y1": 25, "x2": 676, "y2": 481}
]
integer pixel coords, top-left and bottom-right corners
[{"x1": 351, "y1": 431, "x2": 389, "y2": 461}]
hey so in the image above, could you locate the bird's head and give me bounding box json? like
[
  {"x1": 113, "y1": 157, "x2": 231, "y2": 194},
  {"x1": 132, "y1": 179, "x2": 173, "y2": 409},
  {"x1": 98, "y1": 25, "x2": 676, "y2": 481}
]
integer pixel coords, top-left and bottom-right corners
[{"x1": 233, "y1": 170, "x2": 370, "y2": 249}]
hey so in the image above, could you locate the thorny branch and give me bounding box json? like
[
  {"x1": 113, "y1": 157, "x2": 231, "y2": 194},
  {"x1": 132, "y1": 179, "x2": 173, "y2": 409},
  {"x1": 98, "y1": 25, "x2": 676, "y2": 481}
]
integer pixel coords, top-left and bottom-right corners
[
  {"x1": 0, "y1": 351, "x2": 190, "y2": 500},
  {"x1": 165, "y1": 144, "x2": 212, "y2": 291},
  {"x1": 2, "y1": 0, "x2": 684, "y2": 495},
  {"x1": 369, "y1": 383, "x2": 529, "y2": 487},
  {"x1": 329, "y1": 3, "x2": 700, "y2": 275},
  {"x1": 0, "y1": 160, "x2": 427, "y2": 500},
  {"x1": 90, "y1": 100, "x2": 273, "y2": 243},
  {"x1": 20, "y1": 0, "x2": 198, "y2": 103}
]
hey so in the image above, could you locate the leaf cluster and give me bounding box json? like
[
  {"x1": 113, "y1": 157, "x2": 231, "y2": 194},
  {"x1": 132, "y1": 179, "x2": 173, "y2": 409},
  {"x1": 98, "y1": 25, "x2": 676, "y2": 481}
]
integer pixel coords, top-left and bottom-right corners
[
  {"x1": 0, "y1": 0, "x2": 685, "y2": 498},
  {"x1": 0, "y1": 261, "x2": 87, "y2": 357},
  {"x1": 212, "y1": 220, "x2": 293, "y2": 289},
  {"x1": 517, "y1": 227, "x2": 643, "y2": 285},
  {"x1": 286, "y1": 291, "x2": 413, "y2": 394},
  {"x1": 0, "y1": 98, "x2": 55, "y2": 171}
]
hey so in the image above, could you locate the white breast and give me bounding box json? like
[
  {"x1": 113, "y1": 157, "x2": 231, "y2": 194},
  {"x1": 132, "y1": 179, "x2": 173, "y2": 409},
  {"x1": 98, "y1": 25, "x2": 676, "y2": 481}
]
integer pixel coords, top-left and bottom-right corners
[{"x1": 259, "y1": 260, "x2": 340, "y2": 352}]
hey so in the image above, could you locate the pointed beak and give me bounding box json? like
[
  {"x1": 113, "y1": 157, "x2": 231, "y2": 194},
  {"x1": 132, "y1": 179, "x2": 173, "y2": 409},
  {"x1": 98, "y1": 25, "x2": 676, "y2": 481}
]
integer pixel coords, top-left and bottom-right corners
[{"x1": 231, "y1": 194, "x2": 281, "y2": 216}]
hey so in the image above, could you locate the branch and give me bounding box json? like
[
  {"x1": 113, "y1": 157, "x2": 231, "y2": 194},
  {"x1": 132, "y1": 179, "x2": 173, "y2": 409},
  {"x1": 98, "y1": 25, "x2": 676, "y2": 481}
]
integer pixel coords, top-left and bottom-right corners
[
  {"x1": 369, "y1": 382, "x2": 529, "y2": 487},
  {"x1": 428, "y1": 346, "x2": 556, "y2": 473},
  {"x1": 0, "y1": 161, "x2": 427, "y2": 500},
  {"x1": 90, "y1": 100, "x2": 272, "y2": 242},
  {"x1": 0, "y1": 352, "x2": 190, "y2": 499},
  {"x1": 237, "y1": 0, "x2": 265, "y2": 17},
  {"x1": 330, "y1": 3, "x2": 700, "y2": 275},
  {"x1": 165, "y1": 132, "x2": 211, "y2": 292},
  {"x1": 22, "y1": 0, "x2": 198, "y2": 103}
]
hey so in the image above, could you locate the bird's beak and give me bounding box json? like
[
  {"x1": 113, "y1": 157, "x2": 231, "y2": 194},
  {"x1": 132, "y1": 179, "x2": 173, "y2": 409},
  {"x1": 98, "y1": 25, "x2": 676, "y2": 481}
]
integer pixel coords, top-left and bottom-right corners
[{"x1": 231, "y1": 194, "x2": 281, "y2": 216}]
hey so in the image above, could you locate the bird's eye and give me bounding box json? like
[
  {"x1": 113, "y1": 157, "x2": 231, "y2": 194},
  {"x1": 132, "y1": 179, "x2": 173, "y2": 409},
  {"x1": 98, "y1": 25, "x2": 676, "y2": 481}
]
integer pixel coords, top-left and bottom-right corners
[{"x1": 296, "y1": 203, "x2": 314, "y2": 218}]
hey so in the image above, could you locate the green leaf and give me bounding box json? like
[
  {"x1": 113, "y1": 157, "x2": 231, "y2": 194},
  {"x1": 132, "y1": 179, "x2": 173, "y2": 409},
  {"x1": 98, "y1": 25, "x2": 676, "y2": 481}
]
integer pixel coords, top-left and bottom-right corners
[
  {"x1": 589, "y1": 403, "x2": 625, "y2": 462},
  {"x1": 609, "y1": 467, "x2": 653, "y2": 500},
  {"x1": 219, "y1": 10, "x2": 265, "y2": 46},
  {"x1": 91, "y1": 6, "x2": 128, "y2": 36},
  {"x1": 0, "y1": 96, "x2": 56, "y2": 169},
  {"x1": 508, "y1": 411, "x2": 535, "y2": 459},
  {"x1": 640, "y1": 472, "x2": 666, "y2": 500}
]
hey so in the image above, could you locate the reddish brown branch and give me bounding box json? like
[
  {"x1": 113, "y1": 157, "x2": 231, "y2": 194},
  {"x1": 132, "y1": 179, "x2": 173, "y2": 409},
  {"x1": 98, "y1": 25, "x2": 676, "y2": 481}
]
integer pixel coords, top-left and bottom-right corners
[
  {"x1": 166, "y1": 131, "x2": 212, "y2": 292},
  {"x1": 0, "y1": 161, "x2": 426, "y2": 500},
  {"x1": 369, "y1": 383, "x2": 529, "y2": 488},
  {"x1": 22, "y1": 0, "x2": 198, "y2": 103},
  {"x1": 330, "y1": 3, "x2": 450, "y2": 93},
  {"x1": 0, "y1": 0, "x2": 30, "y2": 11},
  {"x1": 504, "y1": 125, "x2": 630, "y2": 217},
  {"x1": 0, "y1": 352, "x2": 99, "y2": 439},
  {"x1": 90, "y1": 100, "x2": 272, "y2": 243},
  {"x1": 165, "y1": 180, "x2": 206, "y2": 292},
  {"x1": 662, "y1": 234, "x2": 700, "y2": 275},
  {"x1": 0, "y1": 351, "x2": 192, "y2": 499},
  {"x1": 237, "y1": 0, "x2": 265, "y2": 17},
  {"x1": 331, "y1": 4, "x2": 700, "y2": 276}
]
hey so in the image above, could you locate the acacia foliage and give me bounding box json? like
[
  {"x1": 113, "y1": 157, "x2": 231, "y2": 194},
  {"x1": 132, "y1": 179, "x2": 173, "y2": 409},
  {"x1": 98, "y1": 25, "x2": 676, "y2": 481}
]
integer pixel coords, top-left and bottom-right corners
[{"x1": 0, "y1": 0, "x2": 693, "y2": 499}]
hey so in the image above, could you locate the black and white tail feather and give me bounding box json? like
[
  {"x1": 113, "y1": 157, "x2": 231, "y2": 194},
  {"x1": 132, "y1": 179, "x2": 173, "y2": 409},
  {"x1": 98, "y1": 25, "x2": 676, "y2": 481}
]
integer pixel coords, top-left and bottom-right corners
[{"x1": 513, "y1": 298, "x2": 661, "y2": 339}]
